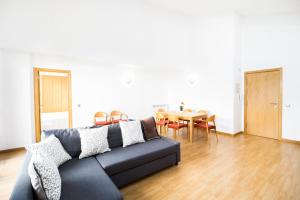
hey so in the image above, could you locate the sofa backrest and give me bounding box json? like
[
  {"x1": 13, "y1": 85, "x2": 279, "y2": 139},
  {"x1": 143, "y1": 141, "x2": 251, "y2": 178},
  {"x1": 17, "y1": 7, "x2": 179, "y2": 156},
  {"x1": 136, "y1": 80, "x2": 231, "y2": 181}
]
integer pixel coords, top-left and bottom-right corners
[
  {"x1": 106, "y1": 124, "x2": 123, "y2": 148},
  {"x1": 42, "y1": 128, "x2": 81, "y2": 157},
  {"x1": 42, "y1": 124, "x2": 123, "y2": 158}
]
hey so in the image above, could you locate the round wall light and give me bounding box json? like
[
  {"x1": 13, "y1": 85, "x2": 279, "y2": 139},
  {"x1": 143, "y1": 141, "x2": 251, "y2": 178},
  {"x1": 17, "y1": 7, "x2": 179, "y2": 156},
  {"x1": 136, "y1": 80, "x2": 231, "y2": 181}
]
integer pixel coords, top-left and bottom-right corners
[
  {"x1": 121, "y1": 71, "x2": 135, "y2": 87},
  {"x1": 186, "y1": 72, "x2": 199, "y2": 87}
]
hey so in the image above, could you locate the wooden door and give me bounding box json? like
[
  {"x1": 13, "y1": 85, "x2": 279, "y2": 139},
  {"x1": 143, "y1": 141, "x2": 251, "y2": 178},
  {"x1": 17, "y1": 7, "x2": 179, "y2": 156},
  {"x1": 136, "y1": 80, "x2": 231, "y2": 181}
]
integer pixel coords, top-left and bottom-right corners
[
  {"x1": 245, "y1": 68, "x2": 282, "y2": 139},
  {"x1": 40, "y1": 76, "x2": 69, "y2": 113},
  {"x1": 34, "y1": 68, "x2": 72, "y2": 142}
]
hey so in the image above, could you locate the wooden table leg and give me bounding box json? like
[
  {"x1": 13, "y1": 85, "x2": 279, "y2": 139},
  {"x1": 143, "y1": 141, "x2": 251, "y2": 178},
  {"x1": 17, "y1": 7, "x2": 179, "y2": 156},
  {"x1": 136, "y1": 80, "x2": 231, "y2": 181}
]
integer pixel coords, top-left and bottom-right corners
[
  {"x1": 189, "y1": 119, "x2": 194, "y2": 142},
  {"x1": 173, "y1": 129, "x2": 176, "y2": 139}
]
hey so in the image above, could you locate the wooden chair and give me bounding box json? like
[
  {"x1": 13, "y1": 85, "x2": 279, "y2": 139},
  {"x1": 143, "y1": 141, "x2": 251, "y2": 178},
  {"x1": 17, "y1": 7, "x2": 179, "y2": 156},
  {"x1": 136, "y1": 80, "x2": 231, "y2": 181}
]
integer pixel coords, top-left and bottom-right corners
[
  {"x1": 110, "y1": 110, "x2": 128, "y2": 124},
  {"x1": 94, "y1": 112, "x2": 112, "y2": 126},
  {"x1": 194, "y1": 115, "x2": 218, "y2": 141},
  {"x1": 155, "y1": 112, "x2": 168, "y2": 135},
  {"x1": 194, "y1": 110, "x2": 208, "y2": 123},
  {"x1": 167, "y1": 115, "x2": 188, "y2": 139}
]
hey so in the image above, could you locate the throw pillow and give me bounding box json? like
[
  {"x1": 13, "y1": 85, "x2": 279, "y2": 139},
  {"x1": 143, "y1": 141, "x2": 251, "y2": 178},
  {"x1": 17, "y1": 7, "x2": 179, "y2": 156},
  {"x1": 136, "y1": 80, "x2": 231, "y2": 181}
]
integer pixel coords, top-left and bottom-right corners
[
  {"x1": 141, "y1": 117, "x2": 160, "y2": 140},
  {"x1": 28, "y1": 154, "x2": 61, "y2": 200},
  {"x1": 119, "y1": 120, "x2": 145, "y2": 147},
  {"x1": 78, "y1": 126, "x2": 111, "y2": 159},
  {"x1": 26, "y1": 135, "x2": 71, "y2": 167}
]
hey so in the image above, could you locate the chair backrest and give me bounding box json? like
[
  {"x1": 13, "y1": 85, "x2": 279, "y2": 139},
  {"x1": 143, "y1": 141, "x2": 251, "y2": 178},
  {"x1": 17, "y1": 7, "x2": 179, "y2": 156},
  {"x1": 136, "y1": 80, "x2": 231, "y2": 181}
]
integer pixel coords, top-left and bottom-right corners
[
  {"x1": 157, "y1": 108, "x2": 166, "y2": 112},
  {"x1": 94, "y1": 112, "x2": 108, "y2": 118},
  {"x1": 110, "y1": 110, "x2": 128, "y2": 121},
  {"x1": 94, "y1": 112, "x2": 109, "y2": 123},
  {"x1": 207, "y1": 115, "x2": 215, "y2": 124},
  {"x1": 197, "y1": 110, "x2": 208, "y2": 115},
  {"x1": 156, "y1": 112, "x2": 165, "y2": 119},
  {"x1": 183, "y1": 108, "x2": 193, "y2": 112},
  {"x1": 111, "y1": 110, "x2": 122, "y2": 117}
]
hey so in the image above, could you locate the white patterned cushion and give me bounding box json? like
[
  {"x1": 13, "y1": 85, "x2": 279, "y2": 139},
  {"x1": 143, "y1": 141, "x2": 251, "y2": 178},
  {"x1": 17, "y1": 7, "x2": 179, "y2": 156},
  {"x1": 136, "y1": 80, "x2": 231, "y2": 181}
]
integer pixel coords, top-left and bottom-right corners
[
  {"x1": 78, "y1": 126, "x2": 111, "y2": 159},
  {"x1": 28, "y1": 154, "x2": 61, "y2": 200},
  {"x1": 119, "y1": 120, "x2": 145, "y2": 147},
  {"x1": 26, "y1": 135, "x2": 71, "y2": 167}
]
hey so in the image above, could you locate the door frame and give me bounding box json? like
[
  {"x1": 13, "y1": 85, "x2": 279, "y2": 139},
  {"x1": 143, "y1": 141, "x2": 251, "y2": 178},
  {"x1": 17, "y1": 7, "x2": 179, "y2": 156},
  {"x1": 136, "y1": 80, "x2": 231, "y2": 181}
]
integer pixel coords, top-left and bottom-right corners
[
  {"x1": 244, "y1": 67, "x2": 283, "y2": 139},
  {"x1": 33, "y1": 68, "x2": 73, "y2": 142}
]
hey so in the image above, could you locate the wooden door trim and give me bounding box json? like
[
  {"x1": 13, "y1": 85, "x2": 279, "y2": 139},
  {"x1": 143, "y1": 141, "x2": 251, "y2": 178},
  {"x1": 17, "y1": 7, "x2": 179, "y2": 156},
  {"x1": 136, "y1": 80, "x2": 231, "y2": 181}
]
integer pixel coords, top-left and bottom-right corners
[
  {"x1": 33, "y1": 68, "x2": 73, "y2": 142},
  {"x1": 244, "y1": 67, "x2": 282, "y2": 139}
]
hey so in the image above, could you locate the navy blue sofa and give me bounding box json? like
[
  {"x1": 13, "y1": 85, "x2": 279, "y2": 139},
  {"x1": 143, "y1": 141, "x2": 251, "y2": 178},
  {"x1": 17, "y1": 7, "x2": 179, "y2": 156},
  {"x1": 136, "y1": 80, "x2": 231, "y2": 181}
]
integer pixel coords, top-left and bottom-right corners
[{"x1": 10, "y1": 123, "x2": 181, "y2": 200}]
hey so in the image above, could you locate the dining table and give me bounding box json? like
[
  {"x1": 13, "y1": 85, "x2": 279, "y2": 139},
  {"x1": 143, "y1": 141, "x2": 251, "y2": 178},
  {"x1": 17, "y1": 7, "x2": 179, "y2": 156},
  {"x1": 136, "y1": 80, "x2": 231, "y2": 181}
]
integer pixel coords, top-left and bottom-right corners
[{"x1": 163, "y1": 111, "x2": 207, "y2": 142}]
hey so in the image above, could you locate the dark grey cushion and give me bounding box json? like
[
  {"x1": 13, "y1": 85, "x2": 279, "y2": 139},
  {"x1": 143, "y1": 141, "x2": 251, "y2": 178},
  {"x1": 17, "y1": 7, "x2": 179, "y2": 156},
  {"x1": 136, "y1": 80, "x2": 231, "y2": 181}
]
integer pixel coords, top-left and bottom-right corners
[
  {"x1": 107, "y1": 124, "x2": 123, "y2": 148},
  {"x1": 96, "y1": 137, "x2": 180, "y2": 176},
  {"x1": 59, "y1": 157, "x2": 123, "y2": 200},
  {"x1": 42, "y1": 128, "x2": 81, "y2": 158}
]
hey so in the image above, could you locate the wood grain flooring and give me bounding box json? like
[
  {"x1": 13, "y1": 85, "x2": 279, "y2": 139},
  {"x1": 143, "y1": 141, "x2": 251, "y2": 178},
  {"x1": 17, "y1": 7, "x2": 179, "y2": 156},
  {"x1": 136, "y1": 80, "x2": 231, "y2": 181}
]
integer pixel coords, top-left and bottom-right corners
[
  {"x1": 1, "y1": 131, "x2": 300, "y2": 200},
  {"x1": 0, "y1": 148, "x2": 26, "y2": 200}
]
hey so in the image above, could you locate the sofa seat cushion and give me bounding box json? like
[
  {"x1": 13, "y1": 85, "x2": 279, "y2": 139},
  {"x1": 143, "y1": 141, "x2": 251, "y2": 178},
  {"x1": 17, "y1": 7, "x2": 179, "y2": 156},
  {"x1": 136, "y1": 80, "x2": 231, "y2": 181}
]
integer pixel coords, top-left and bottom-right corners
[
  {"x1": 96, "y1": 137, "x2": 179, "y2": 176},
  {"x1": 58, "y1": 157, "x2": 122, "y2": 200}
]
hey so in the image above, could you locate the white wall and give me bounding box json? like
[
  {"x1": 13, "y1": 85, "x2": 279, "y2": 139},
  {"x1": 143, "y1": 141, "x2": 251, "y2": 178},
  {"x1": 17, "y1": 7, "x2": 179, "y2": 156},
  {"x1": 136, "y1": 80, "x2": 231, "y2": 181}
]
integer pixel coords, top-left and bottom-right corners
[
  {"x1": 241, "y1": 14, "x2": 300, "y2": 141},
  {"x1": 1, "y1": 1, "x2": 299, "y2": 150},
  {"x1": 0, "y1": 51, "x2": 3, "y2": 148},
  {"x1": 0, "y1": 50, "x2": 169, "y2": 150},
  {"x1": 0, "y1": 50, "x2": 34, "y2": 150},
  {"x1": 167, "y1": 14, "x2": 241, "y2": 134},
  {"x1": 0, "y1": 0, "x2": 185, "y2": 150},
  {"x1": 1, "y1": 13, "x2": 244, "y2": 151},
  {"x1": 32, "y1": 54, "x2": 169, "y2": 126}
]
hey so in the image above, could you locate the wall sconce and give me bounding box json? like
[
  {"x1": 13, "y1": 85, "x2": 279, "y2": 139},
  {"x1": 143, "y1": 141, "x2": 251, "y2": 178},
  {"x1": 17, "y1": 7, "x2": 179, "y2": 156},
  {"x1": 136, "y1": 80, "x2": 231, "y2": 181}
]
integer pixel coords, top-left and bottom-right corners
[
  {"x1": 186, "y1": 72, "x2": 199, "y2": 87},
  {"x1": 121, "y1": 71, "x2": 135, "y2": 87}
]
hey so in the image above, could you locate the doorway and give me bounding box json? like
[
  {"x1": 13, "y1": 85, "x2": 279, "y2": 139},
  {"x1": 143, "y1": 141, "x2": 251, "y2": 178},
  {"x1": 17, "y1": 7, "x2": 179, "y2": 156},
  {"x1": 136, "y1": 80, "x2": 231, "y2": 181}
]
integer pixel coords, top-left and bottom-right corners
[
  {"x1": 34, "y1": 68, "x2": 72, "y2": 142},
  {"x1": 244, "y1": 68, "x2": 282, "y2": 139}
]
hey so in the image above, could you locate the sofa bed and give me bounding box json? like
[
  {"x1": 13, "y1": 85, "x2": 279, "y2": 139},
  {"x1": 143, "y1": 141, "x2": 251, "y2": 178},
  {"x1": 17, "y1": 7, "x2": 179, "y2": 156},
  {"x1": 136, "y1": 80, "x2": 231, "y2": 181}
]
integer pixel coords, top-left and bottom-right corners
[{"x1": 10, "y1": 121, "x2": 181, "y2": 200}]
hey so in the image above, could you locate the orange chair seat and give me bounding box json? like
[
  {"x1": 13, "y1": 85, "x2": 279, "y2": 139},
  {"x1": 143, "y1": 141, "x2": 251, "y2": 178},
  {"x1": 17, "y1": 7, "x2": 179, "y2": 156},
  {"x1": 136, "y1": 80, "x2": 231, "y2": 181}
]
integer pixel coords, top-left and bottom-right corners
[
  {"x1": 95, "y1": 121, "x2": 112, "y2": 126},
  {"x1": 156, "y1": 120, "x2": 167, "y2": 126},
  {"x1": 195, "y1": 122, "x2": 215, "y2": 129},
  {"x1": 168, "y1": 123, "x2": 187, "y2": 129}
]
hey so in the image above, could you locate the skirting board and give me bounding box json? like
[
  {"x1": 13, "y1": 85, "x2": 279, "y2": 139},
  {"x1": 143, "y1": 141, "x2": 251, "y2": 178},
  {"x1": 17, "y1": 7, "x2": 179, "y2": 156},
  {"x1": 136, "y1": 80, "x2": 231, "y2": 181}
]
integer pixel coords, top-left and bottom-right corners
[
  {"x1": 220, "y1": 131, "x2": 300, "y2": 145},
  {"x1": 281, "y1": 139, "x2": 300, "y2": 145},
  {"x1": 217, "y1": 131, "x2": 243, "y2": 137}
]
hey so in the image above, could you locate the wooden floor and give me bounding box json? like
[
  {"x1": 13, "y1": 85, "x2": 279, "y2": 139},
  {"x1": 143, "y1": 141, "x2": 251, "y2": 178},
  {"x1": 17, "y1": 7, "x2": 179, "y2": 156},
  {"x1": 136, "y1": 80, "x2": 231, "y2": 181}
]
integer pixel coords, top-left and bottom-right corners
[
  {"x1": 0, "y1": 148, "x2": 26, "y2": 200},
  {"x1": 1, "y1": 131, "x2": 300, "y2": 200}
]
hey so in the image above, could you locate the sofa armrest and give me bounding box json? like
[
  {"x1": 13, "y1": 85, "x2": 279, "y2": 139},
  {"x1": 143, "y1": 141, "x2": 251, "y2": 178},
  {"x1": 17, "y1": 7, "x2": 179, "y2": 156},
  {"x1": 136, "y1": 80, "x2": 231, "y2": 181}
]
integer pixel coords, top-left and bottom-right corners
[{"x1": 10, "y1": 152, "x2": 36, "y2": 200}]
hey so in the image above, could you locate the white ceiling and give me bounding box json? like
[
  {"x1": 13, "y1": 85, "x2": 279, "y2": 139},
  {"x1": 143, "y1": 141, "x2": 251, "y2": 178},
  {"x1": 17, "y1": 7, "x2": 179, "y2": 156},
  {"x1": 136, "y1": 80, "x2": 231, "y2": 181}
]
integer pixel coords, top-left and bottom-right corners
[
  {"x1": 144, "y1": 0, "x2": 300, "y2": 16},
  {"x1": 1, "y1": 0, "x2": 299, "y2": 69}
]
